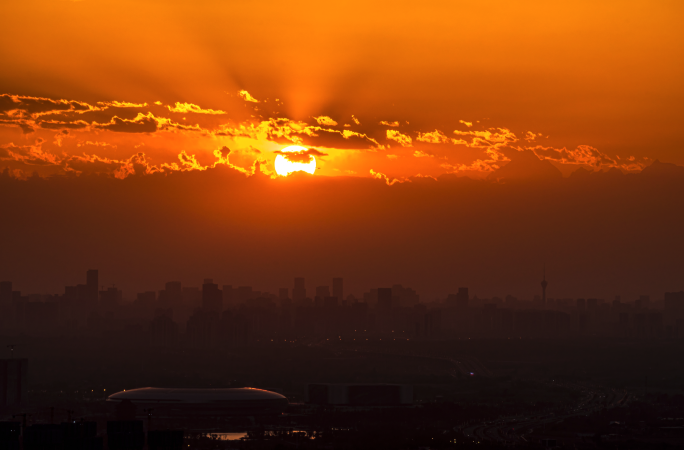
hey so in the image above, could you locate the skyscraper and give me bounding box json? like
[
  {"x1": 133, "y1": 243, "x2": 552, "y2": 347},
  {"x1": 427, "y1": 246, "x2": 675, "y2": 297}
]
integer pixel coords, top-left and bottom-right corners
[
  {"x1": 0, "y1": 358, "x2": 28, "y2": 412},
  {"x1": 159, "y1": 281, "x2": 182, "y2": 308},
  {"x1": 377, "y1": 288, "x2": 393, "y2": 310},
  {"x1": 0, "y1": 281, "x2": 11, "y2": 307},
  {"x1": 202, "y1": 279, "x2": 222, "y2": 313},
  {"x1": 315, "y1": 286, "x2": 330, "y2": 299},
  {"x1": 293, "y1": 277, "x2": 306, "y2": 301},
  {"x1": 332, "y1": 278, "x2": 343, "y2": 302},
  {"x1": 541, "y1": 265, "x2": 548, "y2": 308},
  {"x1": 86, "y1": 269, "x2": 98, "y2": 306}
]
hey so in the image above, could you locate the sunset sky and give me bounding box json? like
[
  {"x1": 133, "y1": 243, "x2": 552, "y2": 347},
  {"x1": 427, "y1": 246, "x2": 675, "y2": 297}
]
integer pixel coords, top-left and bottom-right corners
[
  {"x1": 1, "y1": 0, "x2": 683, "y2": 180},
  {"x1": 1, "y1": 1, "x2": 683, "y2": 299}
]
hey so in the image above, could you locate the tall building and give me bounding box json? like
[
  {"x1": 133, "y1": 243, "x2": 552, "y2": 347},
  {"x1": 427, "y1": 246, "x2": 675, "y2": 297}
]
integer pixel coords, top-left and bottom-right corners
[
  {"x1": 576, "y1": 298, "x2": 586, "y2": 312},
  {"x1": 202, "y1": 279, "x2": 222, "y2": 313},
  {"x1": 665, "y1": 291, "x2": 684, "y2": 313},
  {"x1": 541, "y1": 266, "x2": 548, "y2": 308},
  {"x1": 159, "y1": 281, "x2": 183, "y2": 308},
  {"x1": 456, "y1": 287, "x2": 469, "y2": 307},
  {"x1": 166, "y1": 281, "x2": 182, "y2": 293},
  {"x1": 237, "y1": 286, "x2": 252, "y2": 304},
  {"x1": 377, "y1": 288, "x2": 393, "y2": 310},
  {"x1": 222, "y1": 285, "x2": 234, "y2": 308},
  {"x1": 332, "y1": 278, "x2": 343, "y2": 304},
  {"x1": 0, "y1": 359, "x2": 28, "y2": 412},
  {"x1": 86, "y1": 269, "x2": 98, "y2": 306},
  {"x1": 99, "y1": 287, "x2": 122, "y2": 310},
  {"x1": 293, "y1": 277, "x2": 306, "y2": 301},
  {"x1": 279, "y1": 288, "x2": 289, "y2": 300},
  {"x1": 0, "y1": 281, "x2": 11, "y2": 307},
  {"x1": 316, "y1": 286, "x2": 330, "y2": 299},
  {"x1": 447, "y1": 288, "x2": 469, "y2": 308}
]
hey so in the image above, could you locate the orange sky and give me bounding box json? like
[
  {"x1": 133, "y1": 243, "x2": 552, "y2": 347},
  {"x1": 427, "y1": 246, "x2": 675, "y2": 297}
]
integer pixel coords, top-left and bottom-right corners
[{"x1": 1, "y1": 0, "x2": 683, "y2": 180}]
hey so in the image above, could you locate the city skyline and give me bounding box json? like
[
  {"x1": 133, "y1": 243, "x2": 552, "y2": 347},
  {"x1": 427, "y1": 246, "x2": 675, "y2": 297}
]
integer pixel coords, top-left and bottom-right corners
[
  {"x1": 1, "y1": 268, "x2": 680, "y2": 305},
  {"x1": 2, "y1": 2, "x2": 684, "y2": 447}
]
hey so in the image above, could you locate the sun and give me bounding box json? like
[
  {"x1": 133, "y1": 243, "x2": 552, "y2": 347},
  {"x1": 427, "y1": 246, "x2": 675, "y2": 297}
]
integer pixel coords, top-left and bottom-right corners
[{"x1": 274, "y1": 145, "x2": 316, "y2": 176}]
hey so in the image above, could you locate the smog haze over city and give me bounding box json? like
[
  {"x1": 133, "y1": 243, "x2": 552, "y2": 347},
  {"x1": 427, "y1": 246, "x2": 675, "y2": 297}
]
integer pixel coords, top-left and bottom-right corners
[{"x1": 1, "y1": 1, "x2": 684, "y2": 449}]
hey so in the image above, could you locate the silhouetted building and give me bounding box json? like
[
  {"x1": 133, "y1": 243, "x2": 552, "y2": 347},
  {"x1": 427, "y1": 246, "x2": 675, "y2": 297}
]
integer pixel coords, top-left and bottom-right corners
[
  {"x1": 23, "y1": 422, "x2": 101, "y2": 450},
  {"x1": 236, "y1": 286, "x2": 252, "y2": 304},
  {"x1": 587, "y1": 298, "x2": 598, "y2": 313},
  {"x1": 293, "y1": 277, "x2": 306, "y2": 301},
  {"x1": 665, "y1": 291, "x2": 684, "y2": 312},
  {"x1": 158, "y1": 281, "x2": 182, "y2": 310},
  {"x1": 316, "y1": 286, "x2": 330, "y2": 300},
  {"x1": 392, "y1": 285, "x2": 420, "y2": 307},
  {"x1": 107, "y1": 421, "x2": 144, "y2": 450},
  {"x1": 447, "y1": 287, "x2": 469, "y2": 308},
  {"x1": 202, "y1": 279, "x2": 222, "y2": 313},
  {"x1": 541, "y1": 266, "x2": 548, "y2": 308},
  {"x1": 278, "y1": 288, "x2": 288, "y2": 300},
  {"x1": 186, "y1": 310, "x2": 220, "y2": 347},
  {"x1": 222, "y1": 285, "x2": 233, "y2": 308},
  {"x1": 108, "y1": 387, "x2": 288, "y2": 416},
  {"x1": 636, "y1": 295, "x2": 651, "y2": 309},
  {"x1": 99, "y1": 287, "x2": 122, "y2": 311},
  {"x1": 150, "y1": 310, "x2": 178, "y2": 347},
  {"x1": 0, "y1": 281, "x2": 11, "y2": 307},
  {"x1": 86, "y1": 269, "x2": 98, "y2": 307},
  {"x1": 0, "y1": 359, "x2": 27, "y2": 412},
  {"x1": 148, "y1": 430, "x2": 184, "y2": 450},
  {"x1": 332, "y1": 278, "x2": 343, "y2": 304},
  {"x1": 576, "y1": 298, "x2": 586, "y2": 312},
  {"x1": 182, "y1": 287, "x2": 201, "y2": 309},
  {"x1": 377, "y1": 288, "x2": 392, "y2": 310}
]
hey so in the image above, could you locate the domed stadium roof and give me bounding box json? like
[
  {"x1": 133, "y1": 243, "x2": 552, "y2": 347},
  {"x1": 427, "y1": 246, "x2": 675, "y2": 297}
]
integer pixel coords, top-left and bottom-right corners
[{"x1": 107, "y1": 387, "x2": 287, "y2": 405}]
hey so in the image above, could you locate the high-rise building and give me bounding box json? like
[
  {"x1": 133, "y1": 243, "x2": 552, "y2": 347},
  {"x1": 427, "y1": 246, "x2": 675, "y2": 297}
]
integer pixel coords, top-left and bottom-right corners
[
  {"x1": 377, "y1": 288, "x2": 393, "y2": 310},
  {"x1": 202, "y1": 279, "x2": 222, "y2": 313},
  {"x1": 293, "y1": 277, "x2": 306, "y2": 301},
  {"x1": 0, "y1": 359, "x2": 28, "y2": 412},
  {"x1": 159, "y1": 281, "x2": 182, "y2": 308},
  {"x1": 447, "y1": 288, "x2": 469, "y2": 308},
  {"x1": 237, "y1": 286, "x2": 252, "y2": 304},
  {"x1": 0, "y1": 281, "x2": 11, "y2": 307},
  {"x1": 316, "y1": 286, "x2": 330, "y2": 300},
  {"x1": 279, "y1": 288, "x2": 289, "y2": 300},
  {"x1": 222, "y1": 285, "x2": 234, "y2": 308},
  {"x1": 541, "y1": 266, "x2": 548, "y2": 308},
  {"x1": 576, "y1": 298, "x2": 586, "y2": 312},
  {"x1": 100, "y1": 287, "x2": 122, "y2": 310},
  {"x1": 166, "y1": 281, "x2": 182, "y2": 293},
  {"x1": 587, "y1": 298, "x2": 598, "y2": 313},
  {"x1": 332, "y1": 278, "x2": 343, "y2": 304},
  {"x1": 86, "y1": 269, "x2": 98, "y2": 306},
  {"x1": 664, "y1": 291, "x2": 684, "y2": 315},
  {"x1": 457, "y1": 287, "x2": 469, "y2": 306}
]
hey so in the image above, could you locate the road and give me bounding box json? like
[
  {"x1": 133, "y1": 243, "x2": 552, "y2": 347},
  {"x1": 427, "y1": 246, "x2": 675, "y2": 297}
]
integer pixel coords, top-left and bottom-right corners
[{"x1": 458, "y1": 382, "x2": 631, "y2": 445}]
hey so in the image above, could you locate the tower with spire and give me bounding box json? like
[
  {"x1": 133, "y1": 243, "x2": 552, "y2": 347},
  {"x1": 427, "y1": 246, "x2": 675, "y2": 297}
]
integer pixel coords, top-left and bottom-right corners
[{"x1": 541, "y1": 264, "x2": 548, "y2": 308}]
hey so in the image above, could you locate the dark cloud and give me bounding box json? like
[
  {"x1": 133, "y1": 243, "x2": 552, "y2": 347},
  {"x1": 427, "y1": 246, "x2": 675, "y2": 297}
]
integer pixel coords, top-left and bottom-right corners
[
  {"x1": 0, "y1": 118, "x2": 35, "y2": 134},
  {"x1": 0, "y1": 94, "x2": 99, "y2": 117},
  {"x1": 94, "y1": 113, "x2": 158, "y2": 133},
  {"x1": 37, "y1": 119, "x2": 90, "y2": 130}
]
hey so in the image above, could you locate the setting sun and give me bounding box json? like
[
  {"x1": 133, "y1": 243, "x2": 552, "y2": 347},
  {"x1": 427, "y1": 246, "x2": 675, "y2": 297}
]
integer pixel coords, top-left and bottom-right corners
[{"x1": 274, "y1": 145, "x2": 317, "y2": 176}]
